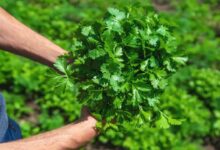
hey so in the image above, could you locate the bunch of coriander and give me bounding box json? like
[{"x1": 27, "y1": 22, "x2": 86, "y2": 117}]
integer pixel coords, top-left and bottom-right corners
[{"x1": 53, "y1": 6, "x2": 186, "y2": 130}]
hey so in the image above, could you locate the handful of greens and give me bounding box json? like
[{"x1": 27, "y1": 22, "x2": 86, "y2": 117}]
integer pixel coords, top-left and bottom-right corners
[{"x1": 54, "y1": 6, "x2": 186, "y2": 129}]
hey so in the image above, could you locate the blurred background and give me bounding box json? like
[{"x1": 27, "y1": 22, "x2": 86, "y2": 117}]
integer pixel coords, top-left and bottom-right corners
[{"x1": 0, "y1": 0, "x2": 220, "y2": 149}]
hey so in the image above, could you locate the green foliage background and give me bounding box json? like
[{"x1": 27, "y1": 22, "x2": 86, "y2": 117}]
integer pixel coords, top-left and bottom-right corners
[{"x1": 0, "y1": 0, "x2": 220, "y2": 149}]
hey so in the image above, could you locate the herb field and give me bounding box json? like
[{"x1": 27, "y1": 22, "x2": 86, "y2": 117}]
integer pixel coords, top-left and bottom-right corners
[{"x1": 0, "y1": 0, "x2": 220, "y2": 150}]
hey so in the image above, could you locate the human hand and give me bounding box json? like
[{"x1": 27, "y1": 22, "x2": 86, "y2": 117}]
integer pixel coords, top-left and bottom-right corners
[{"x1": 64, "y1": 107, "x2": 98, "y2": 149}]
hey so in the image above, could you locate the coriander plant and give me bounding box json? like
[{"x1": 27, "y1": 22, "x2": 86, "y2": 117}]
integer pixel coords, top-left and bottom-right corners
[{"x1": 53, "y1": 6, "x2": 186, "y2": 130}]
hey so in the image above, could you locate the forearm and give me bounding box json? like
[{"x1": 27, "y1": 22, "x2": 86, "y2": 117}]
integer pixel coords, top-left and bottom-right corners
[
  {"x1": 0, "y1": 116, "x2": 97, "y2": 150},
  {"x1": 0, "y1": 7, "x2": 66, "y2": 66}
]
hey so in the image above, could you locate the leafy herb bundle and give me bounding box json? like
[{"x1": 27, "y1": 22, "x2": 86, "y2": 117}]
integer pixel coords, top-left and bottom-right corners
[{"x1": 54, "y1": 6, "x2": 186, "y2": 129}]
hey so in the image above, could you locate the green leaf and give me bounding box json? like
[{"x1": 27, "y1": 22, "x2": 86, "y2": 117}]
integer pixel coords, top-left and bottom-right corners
[
  {"x1": 113, "y1": 97, "x2": 122, "y2": 109},
  {"x1": 150, "y1": 74, "x2": 160, "y2": 89},
  {"x1": 96, "y1": 122, "x2": 103, "y2": 130},
  {"x1": 157, "y1": 25, "x2": 168, "y2": 36},
  {"x1": 140, "y1": 60, "x2": 149, "y2": 71},
  {"x1": 164, "y1": 60, "x2": 176, "y2": 72},
  {"x1": 149, "y1": 36, "x2": 159, "y2": 46},
  {"x1": 93, "y1": 91, "x2": 103, "y2": 101},
  {"x1": 134, "y1": 81, "x2": 151, "y2": 92},
  {"x1": 101, "y1": 64, "x2": 111, "y2": 80},
  {"x1": 132, "y1": 87, "x2": 142, "y2": 106},
  {"x1": 115, "y1": 47, "x2": 123, "y2": 57},
  {"x1": 172, "y1": 57, "x2": 188, "y2": 65},
  {"x1": 110, "y1": 74, "x2": 124, "y2": 91},
  {"x1": 88, "y1": 48, "x2": 106, "y2": 59},
  {"x1": 108, "y1": 8, "x2": 126, "y2": 20},
  {"x1": 81, "y1": 26, "x2": 93, "y2": 36},
  {"x1": 168, "y1": 118, "x2": 183, "y2": 125},
  {"x1": 105, "y1": 19, "x2": 123, "y2": 33},
  {"x1": 156, "y1": 115, "x2": 170, "y2": 129},
  {"x1": 147, "y1": 97, "x2": 159, "y2": 107},
  {"x1": 92, "y1": 76, "x2": 100, "y2": 84},
  {"x1": 149, "y1": 56, "x2": 158, "y2": 68},
  {"x1": 158, "y1": 79, "x2": 168, "y2": 89},
  {"x1": 54, "y1": 58, "x2": 66, "y2": 74}
]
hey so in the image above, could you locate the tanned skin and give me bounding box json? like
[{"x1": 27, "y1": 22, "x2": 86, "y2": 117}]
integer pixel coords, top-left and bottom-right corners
[
  {"x1": 0, "y1": 7, "x2": 98, "y2": 150},
  {"x1": 0, "y1": 7, "x2": 66, "y2": 66}
]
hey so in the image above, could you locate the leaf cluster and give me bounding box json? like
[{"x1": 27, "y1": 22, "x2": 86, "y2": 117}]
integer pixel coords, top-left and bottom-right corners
[{"x1": 54, "y1": 6, "x2": 186, "y2": 129}]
